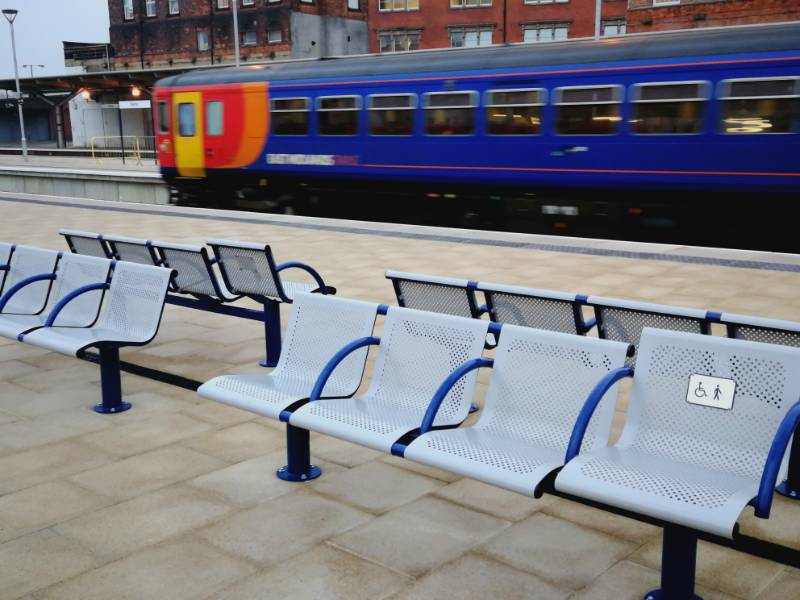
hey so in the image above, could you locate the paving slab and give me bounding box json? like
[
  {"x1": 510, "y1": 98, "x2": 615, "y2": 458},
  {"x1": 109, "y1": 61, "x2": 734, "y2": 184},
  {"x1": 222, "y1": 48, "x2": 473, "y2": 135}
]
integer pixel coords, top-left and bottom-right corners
[
  {"x1": 180, "y1": 421, "x2": 285, "y2": 463},
  {"x1": 434, "y1": 478, "x2": 552, "y2": 522}
]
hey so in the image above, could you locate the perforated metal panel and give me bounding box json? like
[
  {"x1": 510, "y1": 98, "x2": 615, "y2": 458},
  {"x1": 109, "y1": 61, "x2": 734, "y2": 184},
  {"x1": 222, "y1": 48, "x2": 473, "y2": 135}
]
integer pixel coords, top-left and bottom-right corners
[
  {"x1": 157, "y1": 246, "x2": 221, "y2": 298},
  {"x1": 405, "y1": 326, "x2": 628, "y2": 495},
  {"x1": 199, "y1": 293, "x2": 378, "y2": 419},
  {"x1": 394, "y1": 279, "x2": 475, "y2": 318},
  {"x1": 290, "y1": 307, "x2": 490, "y2": 452},
  {"x1": 68, "y1": 235, "x2": 108, "y2": 258},
  {"x1": 109, "y1": 240, "x2": 157, "y2": 266},
  {"x1": 1, "y1": 246, "x2": 59, "y2": 315},
  {"x1": 212, "y1": 243, "x2": 283, "y2": 299},
  {"x1": 487, "y1": 291, "x2": 579, "y2": 334},
  {"x1": 556, "y1": 328, "x2": 800, "y2": 538},
  {"x1": 730, "y1": 325, "x2": 800, "y2": 348}
]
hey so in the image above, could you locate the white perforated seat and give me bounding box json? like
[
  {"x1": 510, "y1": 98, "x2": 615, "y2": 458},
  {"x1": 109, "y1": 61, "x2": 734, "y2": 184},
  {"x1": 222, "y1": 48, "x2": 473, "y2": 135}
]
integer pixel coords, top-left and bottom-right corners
[
  {"x1": 385, "y1": 270, "x2": 478, "y2": 318},
  {"x1": 153, "y1": 241, "x2": 238, "y2": 301},
  {"x1": 290, "y1": 307, "x2": 490, "y2": 453},
  {"x1": 198, "y1": 294, "x2": 379, "y2": 419},
  {"x1": 0, "y1": 246, "x2": 60, "y2": 316},
  {"x1": 478, "y1": 281, "x2": 586, "y2": 334},
  {"x1": 21, "y1": 261, "x2": 173, "y2": 356},
  {"x1": 103, "y1": 234, "x2": 159, "y2": 267},
  {"x1": 556, "y1": 328, "x2": 800, "y2": 538},
  {"x1": 59, "y1": 229, "x2": 111, "y2": 259},
  {"x1": 405, "y1": 327, "x2": 629, "y2": 495},
  {"x1": 0, "y1": 253, "x2": 112, "y2": 339}
]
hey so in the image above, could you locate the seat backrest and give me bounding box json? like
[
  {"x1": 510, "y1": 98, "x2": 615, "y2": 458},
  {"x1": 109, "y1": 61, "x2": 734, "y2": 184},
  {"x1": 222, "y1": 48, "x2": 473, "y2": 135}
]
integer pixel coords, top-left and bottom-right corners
[
  {"x1": 720, "y1": 313, "x2": 800, "y2": 348},
  {"x1": 152, "y1": 241, "x2": 221, "y2": 298},
  {"x1": 97, "y1": 261, "x2": 173, "y2": 343},
  {"x1": 366, "y1": 306, "x2": 489, "y2": 427},
  {"x1": 0, "y1": 242, "x2": 13, "y2": 293},
  {"x1": 386, "y1": 271, "x2": 478, "y2": 319},
  {"x1": 208, "y1": 239, "x2": 285, "y2": 300},
  {"x1": 45, "y1": 253, "x2": 113, "y2": 327},
  {"x1": 621, "y1": 328, "x2": 800, "y2": 485},
  {"x1": 479, "y1": 281, "x2": 584, "y2": 334},
  {"x1": 1, "y1": 246, "x2": 60, "y2": 315},
  {"x1": 104, "y1": 234, "x2": 159, "y2": 266},
  {"x1": 273, "y1": 293, "x2": 379, "y2": 397},
  {"x1": 589, "y1": 296, "x2": 707, "y2": 366},
  {"x1": 59, "y1": 229, "x2": 110, "y2": 259},
  {"x1": 476, "y1": 325, "x2": 629, "y2": 454}
]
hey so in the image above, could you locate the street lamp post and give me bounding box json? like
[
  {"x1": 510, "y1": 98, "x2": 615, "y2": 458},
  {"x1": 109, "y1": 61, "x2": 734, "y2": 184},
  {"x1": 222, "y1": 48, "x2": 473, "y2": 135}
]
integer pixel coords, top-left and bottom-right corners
[
  {"x1": 594, "y1": 0, "x2": 602, "y2": 40},
  {"x1": 232, "y1": 0, "x2": 240, "y2": 67},
  {"x1": 2, "y1": 9, "x2": 28, "y2": 160},
  {"x1": 22, "y1": 64, "x2": 44, "y2": 78}
]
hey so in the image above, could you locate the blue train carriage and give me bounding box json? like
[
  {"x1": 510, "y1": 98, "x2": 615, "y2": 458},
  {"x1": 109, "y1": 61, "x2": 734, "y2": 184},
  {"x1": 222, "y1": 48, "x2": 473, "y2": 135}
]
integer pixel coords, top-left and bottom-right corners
[{"x1": 154, "y1": 22, "x2": 800, "y2": 245}]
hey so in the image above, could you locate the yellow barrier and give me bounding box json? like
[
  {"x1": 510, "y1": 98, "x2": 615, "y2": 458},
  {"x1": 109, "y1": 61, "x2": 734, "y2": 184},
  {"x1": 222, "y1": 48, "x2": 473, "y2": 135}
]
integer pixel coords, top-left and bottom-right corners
[{"x1": 90, "y1": 136, "x2": 143, "y2": 166}]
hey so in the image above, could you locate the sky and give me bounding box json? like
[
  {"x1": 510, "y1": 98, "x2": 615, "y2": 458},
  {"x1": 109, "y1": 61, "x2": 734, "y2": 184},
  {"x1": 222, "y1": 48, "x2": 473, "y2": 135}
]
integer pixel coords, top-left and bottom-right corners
[{"x1": 0, "y1": 0, "x2": 109, "y2": 80}]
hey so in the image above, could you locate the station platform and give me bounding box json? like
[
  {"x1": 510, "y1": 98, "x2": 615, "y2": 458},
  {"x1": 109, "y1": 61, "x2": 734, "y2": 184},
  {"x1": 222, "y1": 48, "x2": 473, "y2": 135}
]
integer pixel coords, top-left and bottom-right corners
[{"x1": 0, "y1": 191, "x2": 797, "y2": 599}]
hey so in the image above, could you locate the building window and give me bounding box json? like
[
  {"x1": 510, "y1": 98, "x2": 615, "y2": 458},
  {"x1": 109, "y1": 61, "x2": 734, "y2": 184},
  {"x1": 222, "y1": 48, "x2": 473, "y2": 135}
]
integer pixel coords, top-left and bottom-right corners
[
  {"x1": 378, "y1": 30, "x2": 420, "y2": 53},
  {"x1": 217, "y1": 0, "x2": 229, "y2": 8},
  {"x1": 631, "y1": 82, "x2": 708, "y2": 135},
  {"x1": 368, "y1": 94, "x2": 416, "y2": 135},
  {"x1": 300, "y1": 0, "x2": 313, "y2": 3},
  {"x1": 424, "y1": 92, "x2": 477, "y2": 135},
  {"x1": 145, "y1": 0, "x2": 157, "y2": 17},
  {"x1": 178, "y1": 103, "x2": 196, "y2": 137},
  {"x1": 271, "y1": 98, "x2": 310, "y2": 135},
  {"x1": 555, "y1": 86, "x2": 622, "y2": 135},
  {"x1": 450, "y1": 26, "x2": 493, "y2": 48},
  {"x1": 450, "y1": 0, "x2": 492, "y2": 7},
  {"x1": 157, "y1": 101, "x2": 170, "y2": 133},
  {"x1": 523, "y1": 23, "x2": 569, "y2": 43},
  {"x1": 602, "y1": 19, "x2": 626, "y2": 37},
  {"x1": 486, "y1": 89, "x2": 544, "y2": 135},
  {"x1": 524, "y1": 0, "x2": 568, "y2": 4},
  {"x1": 720, "y1": 78, "x2": 800, "y2": 134},
  {"x1": 653, "y1": 0, "x2": 681, "y2": 6},
  {"x1": 243, "y1": 30, "x2": 257, "y2": 46},
  {"x1": 197, "y1": 30, "x2": 210, "y2": 51},
  {"x1": 242, "y1": 0, "x2": 255, "y2": 6},
  {"x1": 267, "y1": 23, "x2": 282, "y2": 44},
  {"x1": 123, "y1": 0, "x2": 134, "y2": 20},
  {"x1": 318, "y1": 96, "x2": 360, "y2": 136},
  {"x1": 379, "y1": 0, "x2": 419, "y2": 12},
  {"x1": 348, "y1": 0, "x2": 359, "y2": 8},
  {"x1": 207, "y1": 101, "x2": 224, "y2": 136},
  {"x1": 169, "y1": 0, "x2": 180, "y2": 15}
]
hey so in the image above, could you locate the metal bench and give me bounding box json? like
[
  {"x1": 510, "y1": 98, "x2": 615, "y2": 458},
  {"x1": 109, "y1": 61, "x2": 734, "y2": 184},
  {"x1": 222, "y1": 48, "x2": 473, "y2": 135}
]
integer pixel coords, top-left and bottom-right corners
[
  {"x1": 284, "y1": 306, "x2": 490, "y2": 480},
  {"x1": 103, "y1": 234, "x2": 161, "y2": 267},
  {"x1": 19, "y1": 261, "x2": 174, "y2": 414},
  {"x1": 385, "y1": 270, "x2": 484, "y2": 319},
  {"x1": 556, "y1": 328, "x2": 800, "y2": 600},
  {"x1": 0, "y1": 242, "x2": 14, "y2": 292},
  {"x1": 402, "y1": 326, "x2": 629, "y2": 495},
  {"x1": 588, "y1": 296, "x2": 708, "y2": 365},
  {"x1": 0, "y1": 245, "x2": 61, "y2": 317},
  {"x1": 0, "y1": 253, "x2": 112, "y2": 340},
  {"x1": 59, "y1": 229, "x2": 111, "y2": 259}
]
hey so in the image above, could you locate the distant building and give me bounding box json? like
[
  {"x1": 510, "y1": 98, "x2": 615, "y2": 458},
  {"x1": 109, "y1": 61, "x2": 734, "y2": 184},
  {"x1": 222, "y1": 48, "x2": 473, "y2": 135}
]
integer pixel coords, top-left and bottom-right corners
[
  {"x1": 108, "y1": 0, "x2": 369, "y2": 70},
  {"x1": 627, "y1": 0, "x2": 800, "y2": 33}
]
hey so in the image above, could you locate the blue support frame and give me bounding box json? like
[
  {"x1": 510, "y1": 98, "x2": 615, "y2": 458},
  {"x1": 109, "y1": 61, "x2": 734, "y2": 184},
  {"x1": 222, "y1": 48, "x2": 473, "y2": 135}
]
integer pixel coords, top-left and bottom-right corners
[
  {"x1": 644, "y1": 524, "x2": 703, "y2": 600},
  {"x1": 260, "y1": 300, "x2": 282, "y2": 368},
  {"x1": 94, "y1": 346, "x2": 131, "y2": 414},
  {"x1": 0, "y1": 273, "x2": 57, "y2": 313}
]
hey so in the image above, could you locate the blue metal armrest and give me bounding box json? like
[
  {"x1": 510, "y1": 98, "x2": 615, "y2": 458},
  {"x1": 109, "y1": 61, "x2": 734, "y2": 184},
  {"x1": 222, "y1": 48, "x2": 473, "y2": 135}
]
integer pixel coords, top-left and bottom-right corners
[
  {"x1": 275, "y1": 261, "x2": 332, "y2": 294},
  {"x1": 43, "y1": 282, "x2": 110, "y2": 327},
  {"x1": 309, "y1": 336, "x2": 381, "y2": 401},
  {"x1": 754, "y1": 400, "x2": 800, "y2": 518},
  {"x1": 420, "y1": 357, "x2": 494, "y2": 434},
  {"x1": 0, "y1": 273, "x2": 57, "y2": 313},
  {"x1": 564, "y1": 366, "x2": 635, "y2": 462},
  {"x1": 0, "y1": 265, "x2": 9, "y2": 272}
]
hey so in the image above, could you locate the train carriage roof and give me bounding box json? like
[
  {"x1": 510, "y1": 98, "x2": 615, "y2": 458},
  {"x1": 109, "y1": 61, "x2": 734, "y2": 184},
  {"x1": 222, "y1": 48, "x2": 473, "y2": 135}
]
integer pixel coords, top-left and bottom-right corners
[{"x1": 156, "y1": 22, "x2": 800, "y2": 88}]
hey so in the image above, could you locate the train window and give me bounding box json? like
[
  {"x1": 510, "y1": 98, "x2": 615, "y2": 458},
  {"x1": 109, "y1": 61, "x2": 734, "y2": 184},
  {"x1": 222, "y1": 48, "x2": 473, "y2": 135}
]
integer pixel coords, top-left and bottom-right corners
[
  {"x1": 485, "y1": 88, "x2": 545, "y2": 135},
  {"x1": 424, "y1": 91, "x2": 477, "y2": 135},
  {"x1": 177, "y1": 103, "x2": 195, "y2": 137},
  {"x1": 317, "y1": 96, "x2": 360, "y2": 136},
  {"x1": 719, "y1": 77, "x2": 800, "y2": 134},
  {"x1": 554, "y1": 86, "x2": 622, "y2": 135},
  {"x1": 157, "y1": 101, "x2": 170, "y2": 134},
  {"x1": 206, "y1": 101, "x2": 224, "y2": 136},
  {"x1": 271, "y1": 97, "x2": 309, "y2": 135},
  {"x1": 630, "y1": 82, "x2": 709, "y2": 135},
  {"x1": 368, "y1": 94, "x2": 416, "y2": 135}
]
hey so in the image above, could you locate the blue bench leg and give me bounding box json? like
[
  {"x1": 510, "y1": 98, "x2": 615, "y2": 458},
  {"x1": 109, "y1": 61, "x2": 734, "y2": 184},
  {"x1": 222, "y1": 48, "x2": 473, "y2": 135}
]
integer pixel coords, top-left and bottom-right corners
[
  {"x1": 776, "y1": 430, "x2": 800, "y2": 499},
  {"x1": 94, "y1": 346, "x2": 131, "y2": 414},
  {"x1": 276, "y1": 423, "x2": 321, "y2": 482},
  {"x1": 259, "y1": 300, "x2": 282, "y2": 368},
  {"x1": 643, "y1": 525, "x2": 703, "y2": 600}
]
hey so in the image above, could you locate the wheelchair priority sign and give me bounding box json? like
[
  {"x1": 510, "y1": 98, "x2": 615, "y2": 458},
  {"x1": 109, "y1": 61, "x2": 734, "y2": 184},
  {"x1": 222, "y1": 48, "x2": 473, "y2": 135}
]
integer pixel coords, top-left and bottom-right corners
[{"x1": 687, "y1": 374, "x2": 736, "y2": 410}]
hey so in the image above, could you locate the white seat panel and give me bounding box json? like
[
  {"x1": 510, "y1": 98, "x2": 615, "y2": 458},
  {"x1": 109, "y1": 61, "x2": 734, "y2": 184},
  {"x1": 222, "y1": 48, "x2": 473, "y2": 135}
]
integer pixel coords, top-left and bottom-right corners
[
  {"x1": 198, "y1": 374, "x2": 311, "y2": 420},
  {"x1": 280, "y1": 281, "x2": 317, "y2": 301},
  {"x1": 22, "y1": 326, "x2": 129, "y2": 356},
  {"x1": 556, "y1": 447, "x2": 758, "y2": 538},
  {"x1": 0, "y1": 313, "x2": 48, "y2": 339},
  {"x1": 405, "y1": 428, "x2": 564, "y2": 496}
]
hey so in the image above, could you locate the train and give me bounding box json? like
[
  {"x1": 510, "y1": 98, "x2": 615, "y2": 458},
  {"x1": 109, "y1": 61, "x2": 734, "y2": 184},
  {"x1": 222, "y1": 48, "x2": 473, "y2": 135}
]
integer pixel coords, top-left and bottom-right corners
[{"x1": 154, "y1": 22, "x2": 800, "y2": 248}]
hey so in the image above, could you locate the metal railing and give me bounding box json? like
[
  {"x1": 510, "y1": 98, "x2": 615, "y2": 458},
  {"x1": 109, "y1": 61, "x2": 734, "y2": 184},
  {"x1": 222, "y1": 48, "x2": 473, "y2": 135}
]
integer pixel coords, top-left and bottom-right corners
[{"x1": 90, "y1": 136, "x2": 156, "y2": 165}]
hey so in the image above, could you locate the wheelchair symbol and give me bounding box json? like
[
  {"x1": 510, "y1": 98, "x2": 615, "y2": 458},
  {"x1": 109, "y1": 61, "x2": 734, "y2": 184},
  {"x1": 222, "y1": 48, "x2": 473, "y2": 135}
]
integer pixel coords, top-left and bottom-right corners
[{"x1": 693, "y1": 381, "x2": 708, "y2": 398}]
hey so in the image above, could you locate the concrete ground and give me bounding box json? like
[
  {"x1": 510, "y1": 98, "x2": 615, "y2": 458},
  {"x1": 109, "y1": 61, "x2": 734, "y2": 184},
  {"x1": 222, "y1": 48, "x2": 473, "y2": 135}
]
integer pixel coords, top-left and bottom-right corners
[
  {"x1": 0, "y1": 154, "x2": 159, "y2": 173},
  {"x1": 0, "y1": 192, "x2": 798, "y2": 599}
]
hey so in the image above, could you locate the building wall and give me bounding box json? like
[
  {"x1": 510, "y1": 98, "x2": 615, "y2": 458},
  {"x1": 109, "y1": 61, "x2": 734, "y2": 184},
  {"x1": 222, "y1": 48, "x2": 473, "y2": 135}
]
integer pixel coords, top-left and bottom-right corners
[
  {"x1": 627, "y1": 0, "x2": 800, "y2": 33},
  {"x1": 289, "y1": 12, "x2": 369, "y2": 58}
]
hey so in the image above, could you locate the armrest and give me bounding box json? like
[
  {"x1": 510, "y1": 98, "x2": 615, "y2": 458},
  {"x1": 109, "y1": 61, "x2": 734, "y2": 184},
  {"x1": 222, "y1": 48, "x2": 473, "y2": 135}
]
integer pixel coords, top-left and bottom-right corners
[
  {"x1": 565, "y1": 366, "x2": 634, "y2": 462},
  {"x1": 43, "y1": 282, "x2": 110, "y2": 327},
  {"x1": 0, "y1": 265, "x2": 8, "y2": 272},
  {"x1": 310, "y1": 336, "x2": 381, "y2": 401},
  {"x1": 578, "y1": 317, "x2": 597, "y2": 334},
  {"x1": 754, "y1": 400, "x2": 800, "y2": 518},
  {"x1": 275, "y1": 261, "x2": 330, "y2": 294},
  {"x1": 0, "y1": 273, "x2": 57, "y2": 313},
  {"x1": 420, "y1": 358, "x2": 494, "y2": 434}
]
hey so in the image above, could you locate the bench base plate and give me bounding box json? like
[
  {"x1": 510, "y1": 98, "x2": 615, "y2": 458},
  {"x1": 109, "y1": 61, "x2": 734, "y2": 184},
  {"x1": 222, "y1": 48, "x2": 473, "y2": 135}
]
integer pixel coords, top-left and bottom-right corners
[
  {"x1": 776, "y1": 480, "x2": 800, "y2": 499},
  {"x1": 276, "y1": 465, "x2": 321, "y2": 482},
  {"x1": 644, "y1": 592, "x2": 702, "y2": 600},
  {"x1": 94, "y1": 401, "x2": 132, "y2": 414}
]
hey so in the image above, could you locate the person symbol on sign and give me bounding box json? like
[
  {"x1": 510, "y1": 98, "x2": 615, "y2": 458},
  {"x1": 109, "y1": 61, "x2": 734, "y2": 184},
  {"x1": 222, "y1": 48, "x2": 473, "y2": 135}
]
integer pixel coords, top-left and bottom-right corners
[
  {"x1": 694, "y1": 381, "x2": 707, "y2": 398},
  {"x1": 713, "y1": 385, "x2": 722, "y2": 402}
]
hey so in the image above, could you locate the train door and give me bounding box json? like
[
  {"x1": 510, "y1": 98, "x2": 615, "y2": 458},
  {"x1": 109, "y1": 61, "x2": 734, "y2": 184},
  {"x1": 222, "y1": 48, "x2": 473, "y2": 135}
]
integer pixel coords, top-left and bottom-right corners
[{"x1": 172, "y1": 91, "x2": 205, "y2": 177}]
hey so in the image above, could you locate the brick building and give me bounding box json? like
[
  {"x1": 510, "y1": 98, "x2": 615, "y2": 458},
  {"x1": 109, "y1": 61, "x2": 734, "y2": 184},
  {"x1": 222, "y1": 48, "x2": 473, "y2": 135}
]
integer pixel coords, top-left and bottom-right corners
[
  {"x1": 109, "y1": 0, "x2": 369, "y2": 70},
  {"x1": 628, "y1": 0, "x2": 800, "y2": 33},
  {"x1": 367, "y1": 0, "x2": 628, "y2": 53}
]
